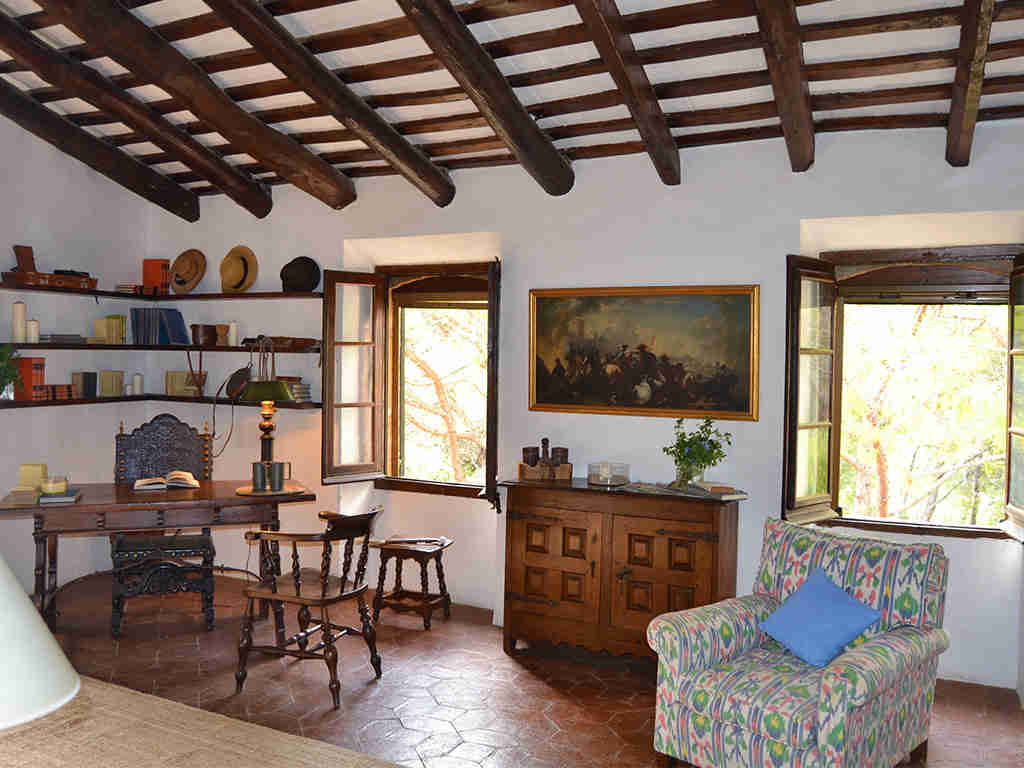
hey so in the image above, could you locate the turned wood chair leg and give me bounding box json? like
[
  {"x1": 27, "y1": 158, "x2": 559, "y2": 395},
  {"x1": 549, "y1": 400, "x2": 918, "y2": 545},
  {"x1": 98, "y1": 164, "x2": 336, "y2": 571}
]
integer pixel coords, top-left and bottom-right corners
[
  {"x1": 909, "y1": 739, "x2": 928, "y2": 765},
  {"x1": 322, "y1": 605, "x2": 340, "y2": 709},
  {"x1": 296, "y1": 605, "x2": 311, "y2": 651},
  {"x1": 435, "y1": 551, "x2": 451, "y2": 620},
  {"x1": 372, "y1": 554, "x2": 387, "y2": 623},
  {"x1": 111, "y1": 580, "x2": 125, "y2": 639},
  {"x1": 358, "y1": 594, "x2": 382, "y2": 678},
  {"x1": 235, "y1": 598, "x2": 254, "y2": 694},
  {"x1": 419, "y1": 557, "x2": 431, "y2": 630}
]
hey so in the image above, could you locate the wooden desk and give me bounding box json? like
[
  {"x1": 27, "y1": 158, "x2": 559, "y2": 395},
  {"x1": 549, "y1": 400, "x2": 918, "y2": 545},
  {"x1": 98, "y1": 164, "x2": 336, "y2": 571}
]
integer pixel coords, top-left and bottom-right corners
[{"x1": 0, "y1": 480, "x2": 316, "y2": 629}]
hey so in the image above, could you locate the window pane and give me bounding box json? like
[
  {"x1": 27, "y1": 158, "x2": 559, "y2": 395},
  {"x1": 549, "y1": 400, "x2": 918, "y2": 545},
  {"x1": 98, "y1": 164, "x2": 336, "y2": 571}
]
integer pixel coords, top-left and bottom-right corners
[
  {"x1": 799, "y1": 278, "x2": 834, "y2": 349},
  {"x1": 798, "y1": 352, "x2": 832, "y2": 424},
  {"x1": 1013, "y1": 275, "x2": 1024, "y2": 349},
  {"x1": 1014, "y1": 355, "x2": 1024, "y2": 428},
  {"x1": 839, "y1": 304, "x2": 1006, "y2": 527},
  {"x1": 398, "y1": 307, "x2": 487, "y2": 484},
  {"x1": 796, "y1": 427, "x2": 830, "y2": 499},
  {"x1": 334, "y1": 283, "x2": 373, "y2": 342},
  {"x1": 334, "y1": 346, "x2": 373, "y2": 404},
  {"x1": 334, "y1": 406, "x2": 372, "y2": 466}
]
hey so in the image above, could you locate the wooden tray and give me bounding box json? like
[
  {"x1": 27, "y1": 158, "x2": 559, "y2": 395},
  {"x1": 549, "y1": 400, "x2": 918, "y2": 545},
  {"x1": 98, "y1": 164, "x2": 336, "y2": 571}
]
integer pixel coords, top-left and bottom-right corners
[
  {"x1": 236, "y1": 480, "x2": 308, "y2": 496},
  {"x1": 3, "y1": 271, "x2": 97, "y2": 290},
  {"x1": 518, "y1": 462, "x2": 572, "y2": 481}
]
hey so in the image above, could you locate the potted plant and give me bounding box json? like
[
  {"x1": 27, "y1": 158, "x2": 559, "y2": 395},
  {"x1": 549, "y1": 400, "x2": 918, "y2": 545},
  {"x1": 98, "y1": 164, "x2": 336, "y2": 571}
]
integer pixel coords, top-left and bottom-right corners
[
  {"x1": 0, "y1": 344, "x2": 20, "y2": 400},
  {"x1": 663, "y1": 417, "x2": 732, "y2": 489}
]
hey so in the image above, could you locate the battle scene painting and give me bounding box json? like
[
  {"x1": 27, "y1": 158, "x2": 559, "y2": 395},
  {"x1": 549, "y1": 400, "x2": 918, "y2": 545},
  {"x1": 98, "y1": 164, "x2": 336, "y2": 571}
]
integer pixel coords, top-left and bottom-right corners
[{"x1": 530, "y1": 286, "x2": 759, "y2": 420}]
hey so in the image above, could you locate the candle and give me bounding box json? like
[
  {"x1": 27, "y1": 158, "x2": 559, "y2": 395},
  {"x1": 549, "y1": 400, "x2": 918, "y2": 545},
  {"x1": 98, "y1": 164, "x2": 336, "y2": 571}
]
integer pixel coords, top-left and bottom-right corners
[
  {"x1": 26, "y1": 319, "x2": 39, "y2": 343},
  {"x1": 227, "y1": 321, "x2": 238, "y2": 347},
  {"x1": 132, "y1": 373, "x2": 143, "y2": 395},
  {"x1": 11, "y1": 301, "x2": 26, "y2": 342}
]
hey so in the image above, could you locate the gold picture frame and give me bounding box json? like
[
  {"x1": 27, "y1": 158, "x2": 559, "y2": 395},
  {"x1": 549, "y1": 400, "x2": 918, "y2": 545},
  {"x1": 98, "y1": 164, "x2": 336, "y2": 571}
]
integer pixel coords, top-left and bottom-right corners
[{"x1": 529, "y1": 285, "x2": 759, "y2": 421}]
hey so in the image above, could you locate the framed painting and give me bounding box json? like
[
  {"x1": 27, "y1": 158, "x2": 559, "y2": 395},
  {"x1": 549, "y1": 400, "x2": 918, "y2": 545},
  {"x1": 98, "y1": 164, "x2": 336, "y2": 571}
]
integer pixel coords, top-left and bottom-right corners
[{"x1": 530, "y1": 285, "x2": 759, "y2": 420}]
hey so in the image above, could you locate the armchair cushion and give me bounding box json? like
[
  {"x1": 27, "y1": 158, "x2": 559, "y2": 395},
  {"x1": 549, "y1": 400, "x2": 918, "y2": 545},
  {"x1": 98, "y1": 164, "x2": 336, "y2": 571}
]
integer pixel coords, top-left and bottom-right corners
[
  {"x1": 759, "y1": 568, "x2": 881, "y2": 667},
  {"x1": 680, "y1": 643, "x2": 822, "y2": 749}
]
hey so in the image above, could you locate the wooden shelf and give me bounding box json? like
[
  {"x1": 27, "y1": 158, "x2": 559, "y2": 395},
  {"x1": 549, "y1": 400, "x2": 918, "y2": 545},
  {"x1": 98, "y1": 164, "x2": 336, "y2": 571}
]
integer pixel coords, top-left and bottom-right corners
[
  {"x1": 8, "y1": 342, "x2": 320, "y2": 353},
  {"x1": 0, "y1": 395, "x2": 321, "y2": 409},
  {"x1": 0, "y1": 284, "x2": 322, "y2": 301}
]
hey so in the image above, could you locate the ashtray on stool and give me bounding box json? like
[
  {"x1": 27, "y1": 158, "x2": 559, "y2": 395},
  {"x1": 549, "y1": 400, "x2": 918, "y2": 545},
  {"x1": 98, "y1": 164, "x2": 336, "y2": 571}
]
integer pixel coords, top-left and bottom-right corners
[{"x1": 370, "y1": 537, "x2": 454, "y2": 629}]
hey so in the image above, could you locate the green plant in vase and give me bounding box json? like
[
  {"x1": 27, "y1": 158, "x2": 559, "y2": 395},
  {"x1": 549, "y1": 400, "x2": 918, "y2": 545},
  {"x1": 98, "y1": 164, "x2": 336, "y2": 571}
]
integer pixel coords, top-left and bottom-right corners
[
  {"x1": 663, "y1": 417, "x2": 732, "y2": 489},
  {"x1": 0, "y1": 344, "x2": 20, "y2": 400}
]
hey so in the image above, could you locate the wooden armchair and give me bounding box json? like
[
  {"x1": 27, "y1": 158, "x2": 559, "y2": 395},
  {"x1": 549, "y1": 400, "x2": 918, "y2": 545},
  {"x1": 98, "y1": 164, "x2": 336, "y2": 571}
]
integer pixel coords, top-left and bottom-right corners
[
  {"x1": 111, "y1": 413, "x2": 214, "y2": 637},
  {"x1": 235, "y1": 509, "x2": 382, "y2": 709}
]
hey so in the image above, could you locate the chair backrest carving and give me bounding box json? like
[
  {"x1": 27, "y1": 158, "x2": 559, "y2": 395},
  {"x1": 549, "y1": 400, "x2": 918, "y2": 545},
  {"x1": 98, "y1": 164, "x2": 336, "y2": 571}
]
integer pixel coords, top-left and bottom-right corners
[{"x1": 115, "y1": 413, "x2": 213, "y2": 484}]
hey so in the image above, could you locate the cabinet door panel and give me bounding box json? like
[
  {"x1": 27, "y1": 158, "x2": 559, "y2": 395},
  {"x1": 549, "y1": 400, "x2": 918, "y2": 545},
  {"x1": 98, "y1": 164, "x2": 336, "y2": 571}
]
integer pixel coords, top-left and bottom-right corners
[
  {"x1": 507, "y1": 506, "x2": 601, "y2": 623},
  {"x1": 611, "y1": 516, "x2": 714, "y2": 632}
]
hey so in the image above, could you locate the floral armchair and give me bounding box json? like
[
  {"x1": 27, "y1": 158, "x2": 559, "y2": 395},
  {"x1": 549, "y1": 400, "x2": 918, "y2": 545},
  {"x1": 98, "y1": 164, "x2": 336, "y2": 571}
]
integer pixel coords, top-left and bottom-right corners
[{"x1": 647, "y1": 519, "x2": 950, "y2": 768}]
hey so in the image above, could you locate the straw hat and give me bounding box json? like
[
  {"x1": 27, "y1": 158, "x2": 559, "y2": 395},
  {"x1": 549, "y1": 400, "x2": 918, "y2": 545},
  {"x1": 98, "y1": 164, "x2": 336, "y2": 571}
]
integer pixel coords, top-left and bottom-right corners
[
  {"x1": 170, "y1": 248, "x2": 206, "y2": 294},
  {"x1": 219, "y1": 245, "x2": 258, "y2": 293}
]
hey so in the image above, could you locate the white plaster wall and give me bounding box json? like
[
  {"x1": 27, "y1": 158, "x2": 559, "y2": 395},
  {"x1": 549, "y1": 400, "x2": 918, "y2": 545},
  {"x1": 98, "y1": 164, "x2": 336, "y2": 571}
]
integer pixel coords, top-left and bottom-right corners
[{"x1": 4, "y1": 111, "x2": 1024, "y2": 688}]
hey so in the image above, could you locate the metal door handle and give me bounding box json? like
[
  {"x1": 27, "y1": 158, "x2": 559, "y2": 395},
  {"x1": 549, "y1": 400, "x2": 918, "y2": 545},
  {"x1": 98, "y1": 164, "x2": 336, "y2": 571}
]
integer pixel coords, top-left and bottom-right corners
[
  {"x1": 615, "y1": 567, "x2": 633, "y2": 580},
  {"x1": 590, "y1": 560, "x2": 596, "y2": 577}
]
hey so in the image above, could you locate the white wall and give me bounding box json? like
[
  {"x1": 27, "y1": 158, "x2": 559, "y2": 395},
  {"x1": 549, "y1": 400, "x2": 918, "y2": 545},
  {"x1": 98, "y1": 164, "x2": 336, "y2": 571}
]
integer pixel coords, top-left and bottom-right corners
[{"x1": 4, "y1": 112, "x2": 1024, "y2": 689}]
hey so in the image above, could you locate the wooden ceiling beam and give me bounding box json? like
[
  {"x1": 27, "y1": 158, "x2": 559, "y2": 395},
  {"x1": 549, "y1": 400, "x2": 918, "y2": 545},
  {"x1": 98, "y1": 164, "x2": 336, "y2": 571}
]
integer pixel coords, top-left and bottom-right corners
[
  {"x1": 947, "y1": 0, "x2": 996, "y2": 166},
  {"x1": 753, "y1": 0, "x2": 814, "y2": 171},
  {"x1": 0, "y1": 76, "x2": 197, "y2": 221},
  {"x1": 203, "y1": 0, "x2": 453, "y2": 206},
  {"x1": 35, "y1": 0, "x2": 355, "y2": 210},
  {"x1": 573, "y1": 0, "x2": 678, "y2": 184},
  {"x1": 394, "y1": 0, "x2": 573, "y2": 195},
  {"x1": 0, "y1": 10, "x2": 271, "y2": 218}
]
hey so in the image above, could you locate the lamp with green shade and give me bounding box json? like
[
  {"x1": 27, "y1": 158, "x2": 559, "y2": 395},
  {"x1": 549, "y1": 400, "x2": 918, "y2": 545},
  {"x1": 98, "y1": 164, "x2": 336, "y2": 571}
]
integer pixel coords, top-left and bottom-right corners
[{"x1": 239, "y1": 337, "x2": 293, "y2": 468}]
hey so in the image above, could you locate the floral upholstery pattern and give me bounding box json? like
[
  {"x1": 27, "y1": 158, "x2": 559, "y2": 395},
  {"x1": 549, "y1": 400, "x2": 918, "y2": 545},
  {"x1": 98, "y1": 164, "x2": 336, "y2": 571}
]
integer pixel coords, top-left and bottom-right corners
[{"x1": 648, "y1": 520, "x2": 950, "y2": 768}]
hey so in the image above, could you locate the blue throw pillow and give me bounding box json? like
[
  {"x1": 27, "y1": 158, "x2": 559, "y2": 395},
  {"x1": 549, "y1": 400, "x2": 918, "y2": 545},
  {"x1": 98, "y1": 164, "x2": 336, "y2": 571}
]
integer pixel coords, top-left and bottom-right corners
[{"x1": 759, "y1": 567, "x2": 881, "y2": 667}]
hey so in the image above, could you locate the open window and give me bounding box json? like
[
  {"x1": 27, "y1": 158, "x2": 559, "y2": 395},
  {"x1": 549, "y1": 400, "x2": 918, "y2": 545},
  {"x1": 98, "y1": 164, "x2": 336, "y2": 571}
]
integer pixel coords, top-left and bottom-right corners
[
  {"x1": 783, "y1": 249, "x2": 1019, "y2": 538},
  {"x1": 1006, "y1": 256, "x2": 1024, "y2": 540},
  {"x1": 322, "y1": 262, "x2": 501, "y2": 511}
]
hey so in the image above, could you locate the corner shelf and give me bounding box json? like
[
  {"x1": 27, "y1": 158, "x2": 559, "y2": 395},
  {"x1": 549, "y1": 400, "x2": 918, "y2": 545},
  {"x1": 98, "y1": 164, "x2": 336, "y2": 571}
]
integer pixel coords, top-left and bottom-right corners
[
  {"x1": 0, "y1": 395, "x2": 321, "y2": 410},
  {"x1": 9, "y1": 342, "x2": 320, "y2": 353},
  {"x1": 0, "y1": 284, "x2": 322, "y2": 301}
]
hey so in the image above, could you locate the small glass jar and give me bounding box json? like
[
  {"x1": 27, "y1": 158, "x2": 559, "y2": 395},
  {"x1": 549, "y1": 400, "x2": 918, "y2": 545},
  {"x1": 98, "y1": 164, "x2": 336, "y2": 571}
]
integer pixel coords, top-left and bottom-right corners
[{"x1": 587, "y1": 462, "x2": 629, "y2": 487}]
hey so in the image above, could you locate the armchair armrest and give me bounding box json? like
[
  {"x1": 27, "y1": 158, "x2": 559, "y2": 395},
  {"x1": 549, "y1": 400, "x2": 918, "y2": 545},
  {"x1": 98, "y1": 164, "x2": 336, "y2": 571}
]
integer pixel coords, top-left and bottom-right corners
[
  {"x1": 826, "y1": 626, "x2": 950, "y2": 708},
  {"x1": 818, "y1": 626, "x2": 950, "y2": 764},
  {"x1": 646, "y1": 593, "x2": 779, "y2": 686}
]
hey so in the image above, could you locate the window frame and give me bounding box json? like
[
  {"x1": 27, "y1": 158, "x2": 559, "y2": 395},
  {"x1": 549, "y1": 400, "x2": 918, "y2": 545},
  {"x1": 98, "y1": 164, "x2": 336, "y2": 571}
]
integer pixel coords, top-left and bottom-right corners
[
  {"x1": 783, "y1": 250, "x2": 1015, "y2": 539},
  {"x1": 319, "y1": 262, "x2": 499, "y2": 503}
]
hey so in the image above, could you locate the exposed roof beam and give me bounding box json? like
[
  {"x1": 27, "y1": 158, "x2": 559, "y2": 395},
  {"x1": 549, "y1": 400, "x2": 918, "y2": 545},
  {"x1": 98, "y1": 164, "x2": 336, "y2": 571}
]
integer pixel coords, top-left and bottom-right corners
[
  {"x1": 0, "y1": 76, "x2": 197, "y2": 221},
  {"x1": 947, "y1": 0, "x2": 996, "y2": 165},
  {"x1": 753, "y1": 0, "x2": 814, "y2": 171},
  {"x1": 203, "y1": 0, "x2": 453, "y2": 207},
  {"x1": 0, "y1": 10, "x2": 271, "y2": 218},
  {"x1": 394, "y1": 0, "x2": 573, "y2": 195},
  {"x1": 35, "y1": 0, "x2": 355, "y2": 209},
  {"x1": 573, "y1": 0, "x2": 679, "y2": 184}
]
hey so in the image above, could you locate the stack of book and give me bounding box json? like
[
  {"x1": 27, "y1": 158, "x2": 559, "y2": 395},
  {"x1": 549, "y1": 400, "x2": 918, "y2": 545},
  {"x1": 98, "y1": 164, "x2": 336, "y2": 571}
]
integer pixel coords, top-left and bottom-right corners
[
  {"x1": 40, "y1": 333, "x2": 86, "y2": 344},
  {"x1": 279, "y1": 376, "x2": 311, "y2": 403},
  {"x1": 90, "y1": 315, "x2": 126, "y2": 344},
  {"x1": 44, "y1": 384, "x2": 73, "y2": 401},
  {"x1": 14, "y1": 357, "x2": 45, "y2": 402},
  {"x1": 115, "y1": 283, "x2": 143, "y2": 295},
  {"x1": 71, "y1": 371, "x2": 98, "y2": 399},
  {"x1": 130, "y1": 308, "x2": 189, "y2": 345},
  {"x1": 99, "y1": 370, "x2": 124, "y2": 397}
]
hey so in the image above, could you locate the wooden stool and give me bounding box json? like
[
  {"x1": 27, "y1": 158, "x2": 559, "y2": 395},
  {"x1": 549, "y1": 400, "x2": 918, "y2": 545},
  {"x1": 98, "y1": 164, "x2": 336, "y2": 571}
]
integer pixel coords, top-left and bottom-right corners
[{"x1": 371, "y1": 537, "x2": 453, "y2": 629}]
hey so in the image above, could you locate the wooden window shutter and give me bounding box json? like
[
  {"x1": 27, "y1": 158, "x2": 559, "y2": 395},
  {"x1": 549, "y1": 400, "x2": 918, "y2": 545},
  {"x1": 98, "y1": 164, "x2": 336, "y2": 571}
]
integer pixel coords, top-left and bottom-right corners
[
  {"x1": 481, "y1": 260, "x2": 502, "y2": 512},
  {"x1": 322, "y1": 270, "x2": 388, "y2": 483},
  {"x1": 1004, "y1": 255, "x2": 1024, "y2": 541},
  {"x1": 783, "y1": 255, "x2": 841, "y2": 523}
]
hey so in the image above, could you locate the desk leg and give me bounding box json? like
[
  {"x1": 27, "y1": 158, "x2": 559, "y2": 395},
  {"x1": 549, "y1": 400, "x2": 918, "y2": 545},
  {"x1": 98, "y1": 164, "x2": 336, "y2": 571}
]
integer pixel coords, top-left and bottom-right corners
[
  {"x1": 45, "y1": 535, "x2": 58, "y2": 630},
  {"x1": 33, "y1": 520, "x2": 46, "y2": 615},
  {"x1": 257, "y1": 519, "x2": 281, "y2": 620}
]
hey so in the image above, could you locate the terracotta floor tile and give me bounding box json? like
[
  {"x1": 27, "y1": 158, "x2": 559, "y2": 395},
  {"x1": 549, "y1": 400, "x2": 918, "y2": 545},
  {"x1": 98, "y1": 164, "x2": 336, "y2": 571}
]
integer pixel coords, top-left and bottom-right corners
[{"x1": 51, "y1": 574, "x2": 1023, "y2": 768}]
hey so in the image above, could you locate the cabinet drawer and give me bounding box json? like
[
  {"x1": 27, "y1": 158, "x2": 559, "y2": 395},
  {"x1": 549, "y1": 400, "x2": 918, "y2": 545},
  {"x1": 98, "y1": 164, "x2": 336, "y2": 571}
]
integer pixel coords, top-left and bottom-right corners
[
  {"x1": 216, "y1": 504, "x2": 276, "y2": 525},
  {"x1": 610, "y1": 515, "x2": 715, "y2": 632},
  {"x1": 506, "y1": 505, "x2": 602, "y2": 624}
]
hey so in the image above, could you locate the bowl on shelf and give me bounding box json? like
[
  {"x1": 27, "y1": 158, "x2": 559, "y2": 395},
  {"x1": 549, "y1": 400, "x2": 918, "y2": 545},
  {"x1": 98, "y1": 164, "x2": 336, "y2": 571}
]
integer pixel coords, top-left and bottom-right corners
[{"x1": 587, "y1": 462, "x2": 630, "y2": 487}]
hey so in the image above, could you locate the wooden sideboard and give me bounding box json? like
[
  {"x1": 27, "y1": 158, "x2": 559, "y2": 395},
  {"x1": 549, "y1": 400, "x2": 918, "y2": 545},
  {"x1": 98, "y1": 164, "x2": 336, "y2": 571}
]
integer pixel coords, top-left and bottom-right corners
[{"x1": 501, "y1": 479, "x2": 739, "y2": 657}]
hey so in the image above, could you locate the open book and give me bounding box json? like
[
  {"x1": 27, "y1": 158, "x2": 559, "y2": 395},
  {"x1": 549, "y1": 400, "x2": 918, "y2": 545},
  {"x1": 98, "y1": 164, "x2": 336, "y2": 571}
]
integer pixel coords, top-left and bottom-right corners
[{"x1": 134, "y1": 470, "x2": 200, "y2": 491}]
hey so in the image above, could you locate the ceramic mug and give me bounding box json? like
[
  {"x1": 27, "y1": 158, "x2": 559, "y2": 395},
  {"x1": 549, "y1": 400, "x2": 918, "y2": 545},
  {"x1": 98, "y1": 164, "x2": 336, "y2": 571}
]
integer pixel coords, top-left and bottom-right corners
[{"x1": 269, "y1": 461, "x2": 292, "y2": 491}]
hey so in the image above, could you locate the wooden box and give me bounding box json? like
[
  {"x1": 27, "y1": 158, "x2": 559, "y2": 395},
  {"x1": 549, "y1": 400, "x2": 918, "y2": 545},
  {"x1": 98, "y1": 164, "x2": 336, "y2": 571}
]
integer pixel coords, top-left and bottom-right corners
[{"x1": 518, "y1": 462, "x2": 572, "y2": 481}]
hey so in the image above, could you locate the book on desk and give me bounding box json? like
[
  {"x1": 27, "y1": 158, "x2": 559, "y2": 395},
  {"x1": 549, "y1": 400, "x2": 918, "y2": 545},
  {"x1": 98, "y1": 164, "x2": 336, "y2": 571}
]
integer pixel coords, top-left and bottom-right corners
[{"x1": 133, "y1": 470, "x2": 200, "y2": 491}]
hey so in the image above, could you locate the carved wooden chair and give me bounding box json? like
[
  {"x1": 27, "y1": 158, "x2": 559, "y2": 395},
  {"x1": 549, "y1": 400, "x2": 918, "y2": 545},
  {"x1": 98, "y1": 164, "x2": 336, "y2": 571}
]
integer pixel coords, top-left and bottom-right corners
[
  {"x1": 235, "y1": 510, "x2": 382, "y2": 709},
  {"x1": 111, "y1": 413, "x2": 215, "y2": 637}
]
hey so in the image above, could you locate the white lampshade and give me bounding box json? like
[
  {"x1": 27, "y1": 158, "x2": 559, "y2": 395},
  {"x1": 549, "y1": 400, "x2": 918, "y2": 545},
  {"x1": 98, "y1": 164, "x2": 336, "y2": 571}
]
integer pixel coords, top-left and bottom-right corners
[{"x1": 0, "y1": 553, "x2": 80, "y2": 729}]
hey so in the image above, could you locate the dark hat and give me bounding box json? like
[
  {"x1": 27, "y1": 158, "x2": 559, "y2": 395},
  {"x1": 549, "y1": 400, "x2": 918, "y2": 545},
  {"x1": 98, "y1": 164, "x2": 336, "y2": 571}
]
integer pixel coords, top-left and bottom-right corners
[{"x1": 280, "y1": 257, "x2": 321, "y2": 292}]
